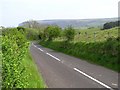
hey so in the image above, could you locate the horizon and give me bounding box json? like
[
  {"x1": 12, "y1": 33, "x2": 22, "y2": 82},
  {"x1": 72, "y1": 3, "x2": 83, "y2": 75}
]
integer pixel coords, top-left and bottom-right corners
[
  {"x1": 2, "y1": 17, "x2": 118, "y2": 28},
  {"x1": 36, "y1": 17, "x2": 118, "y2": 21},
  {"x1": 1, "y1": 0, "x2": 119, "y2": 27}
]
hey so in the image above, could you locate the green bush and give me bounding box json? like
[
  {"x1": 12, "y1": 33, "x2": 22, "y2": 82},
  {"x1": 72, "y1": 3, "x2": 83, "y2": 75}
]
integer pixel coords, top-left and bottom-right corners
[
  {"x1": 25, "y1": 28, "x2": 39, "y2": 40},
  {"x1": 43, "y1": 25, "x2": 61, "y2": 41},
  {"x1": 64, "y1": 26, "x2": 75, "y2": 42},
  {"x1": 17, "y1": 26, "x2": 25, "y2": 31},
  {"x1": 2, "y1": 28, "x2": 29, "y2": 88},
  {"x1": 38, "y1": 31, "x2": 46, "y2": 41}
]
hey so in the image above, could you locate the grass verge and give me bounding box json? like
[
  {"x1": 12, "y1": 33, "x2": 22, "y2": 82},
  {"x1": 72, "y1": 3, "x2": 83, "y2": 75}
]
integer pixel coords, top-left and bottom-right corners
[{"x1": 23, "y1": 50, "x2": 46, "y2": 88}]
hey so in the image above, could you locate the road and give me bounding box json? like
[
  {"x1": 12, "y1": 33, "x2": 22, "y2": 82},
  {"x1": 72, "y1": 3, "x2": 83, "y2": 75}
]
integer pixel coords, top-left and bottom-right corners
[{"x1": 30, "y1": 43, "x2": 118, "y2": 89}]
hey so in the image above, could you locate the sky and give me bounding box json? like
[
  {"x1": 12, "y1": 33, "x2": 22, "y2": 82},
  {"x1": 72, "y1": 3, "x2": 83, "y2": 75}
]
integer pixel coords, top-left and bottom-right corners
[{"x1": 0, "y1": 0, "x2": 119, "y2": 27}]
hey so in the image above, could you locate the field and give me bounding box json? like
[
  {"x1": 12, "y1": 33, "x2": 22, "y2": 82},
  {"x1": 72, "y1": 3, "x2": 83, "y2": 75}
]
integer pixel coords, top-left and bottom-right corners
[
  {"x1": 55, "y1": 27, "x2": 118, "y2": 42},
  {"x1": 75, "y1": 27, "x2": 118, "y2": 42}
]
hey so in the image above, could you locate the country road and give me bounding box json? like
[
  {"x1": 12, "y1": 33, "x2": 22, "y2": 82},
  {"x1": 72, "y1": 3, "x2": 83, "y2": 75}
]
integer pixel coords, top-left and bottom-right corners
[{"x1": 30, "y1": 43, "x2": 118, "y2": 89}]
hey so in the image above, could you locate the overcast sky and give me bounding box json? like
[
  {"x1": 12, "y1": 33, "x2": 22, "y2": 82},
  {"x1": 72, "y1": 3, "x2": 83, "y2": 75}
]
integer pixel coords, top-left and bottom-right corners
[{"x1": 0, "y1": 0, "x2": 119, "y2": 27}]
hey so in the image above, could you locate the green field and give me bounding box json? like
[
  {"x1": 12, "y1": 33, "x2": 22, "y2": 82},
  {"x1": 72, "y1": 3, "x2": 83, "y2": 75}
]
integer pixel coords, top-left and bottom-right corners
[
  {"x1": 75, "y1": 27, "x2": 118, "y2": 42},
  {"x1": 55, "y1": 27, "x2": 118, "y2": 43}
]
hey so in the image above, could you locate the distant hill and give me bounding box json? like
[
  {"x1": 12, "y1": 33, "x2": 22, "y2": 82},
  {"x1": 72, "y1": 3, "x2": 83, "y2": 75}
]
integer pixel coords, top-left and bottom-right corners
[{"x1": 19, "y1": 17, "x2": 118, "y2": 29}]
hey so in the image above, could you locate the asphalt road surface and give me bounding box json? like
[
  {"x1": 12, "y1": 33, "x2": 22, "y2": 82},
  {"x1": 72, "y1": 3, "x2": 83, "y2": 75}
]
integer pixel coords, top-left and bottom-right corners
[{"x1": 30, "y1": 43, "x2": 118, "y2": 89}]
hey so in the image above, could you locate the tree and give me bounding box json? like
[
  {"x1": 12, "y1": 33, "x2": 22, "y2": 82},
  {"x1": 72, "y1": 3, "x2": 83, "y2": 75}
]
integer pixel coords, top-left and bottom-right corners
[
  {"x1": 38, "y1": 31, "x2": 46, "y2": 41},
  {"x1": 20, "y1": 20, "x2": 41, "y2": 29},
  {"x1": 103, "y1": 21, "x2": 119, "y2": 30},
  {"x1": 43, "y1": 25, "x2": 61, "y2": 41},
  {"x1": 64, "y1": 26, "x2": 75, "y2": 42}
]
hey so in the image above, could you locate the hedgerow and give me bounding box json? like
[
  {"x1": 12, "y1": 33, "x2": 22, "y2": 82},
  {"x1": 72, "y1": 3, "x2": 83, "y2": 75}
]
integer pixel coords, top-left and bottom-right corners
[
  {"x1": 40, "y1": 37, "x2": 119, "y2": 72},
  {"x1": 2, "y1": 28, "x2": 29, "y2": 88}
]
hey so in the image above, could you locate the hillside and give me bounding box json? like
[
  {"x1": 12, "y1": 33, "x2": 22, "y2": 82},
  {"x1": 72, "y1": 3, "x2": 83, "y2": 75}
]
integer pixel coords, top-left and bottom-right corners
[{"x1": 19, "y1": 17, "x2": 118, "y2": 28}]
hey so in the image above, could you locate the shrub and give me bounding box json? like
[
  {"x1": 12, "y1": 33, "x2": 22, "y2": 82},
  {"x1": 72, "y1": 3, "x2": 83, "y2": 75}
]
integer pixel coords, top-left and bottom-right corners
[
  {"x1": 17, "y1": 26, "x2": 25, "y2": 31},
  {"x1": 25, "y1": 28, "x2": 39, "y2": 40},
  {"x1": 2, "y1": 28, "x2": 29, "y2": 88},
  {"x1": 43, "y1": 25, "x2": 61, "y2": 41},
  {"x1": 39, "y1": 31, "x2": 46, "y2": 41},
  {"x1": 64, "y1": 26, "x2": 75, "y2": 42}
]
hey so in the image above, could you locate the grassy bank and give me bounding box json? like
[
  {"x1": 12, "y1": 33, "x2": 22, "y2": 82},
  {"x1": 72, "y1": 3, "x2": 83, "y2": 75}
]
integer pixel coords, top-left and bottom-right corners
[
  {"x1": 40, "y1": 38, "x2": 119, "y2": 72},
  {"x1": 22, "y1": 50, "x2": 46, "y2": 88}
]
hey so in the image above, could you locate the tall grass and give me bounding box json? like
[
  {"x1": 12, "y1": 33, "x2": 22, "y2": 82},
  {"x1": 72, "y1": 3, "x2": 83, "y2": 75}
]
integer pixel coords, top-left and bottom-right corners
[{"x1": 23, "y1": 51, "x2": 46, "y2": 88}]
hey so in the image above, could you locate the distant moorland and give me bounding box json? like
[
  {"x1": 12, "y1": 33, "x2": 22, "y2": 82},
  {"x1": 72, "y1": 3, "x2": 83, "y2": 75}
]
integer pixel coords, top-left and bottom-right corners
[{"x1": 19, "y1": 17, "x2": 117, "y2": 28}]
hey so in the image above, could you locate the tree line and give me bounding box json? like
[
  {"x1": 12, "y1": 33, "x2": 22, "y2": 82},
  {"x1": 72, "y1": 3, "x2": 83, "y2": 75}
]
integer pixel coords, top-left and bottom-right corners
[
  {"x1": 38, "y1": 25, "x2": 75, "y2": 43},
  {"x1": 103, "y1": 21, "x2": 119, "y2": 29}
]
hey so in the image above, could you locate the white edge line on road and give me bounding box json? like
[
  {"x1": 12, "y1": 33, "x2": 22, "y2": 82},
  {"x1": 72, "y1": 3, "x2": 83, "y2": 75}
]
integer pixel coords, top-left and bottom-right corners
[
  {"x1": 33, "y1": 43, "x2": 44, "y2": 52},
  {"x1": 38, "y1": 48, "x2": 44, "y2": 52},
  {"x1": 32, "y1": 43, "x2": 61, "y2": 62},
  {"x1": 34, "y1": 45, "x2": 37, "y2": 47},
  {"x1": 73, "y1": 68, "x2": 113, "y2": 90},
  {"x1": 46, "y1": 53, "x2": 61, "y2": 62},
  {"x1": 33, "y1": 43, "x2": 113, "y2": 89}
]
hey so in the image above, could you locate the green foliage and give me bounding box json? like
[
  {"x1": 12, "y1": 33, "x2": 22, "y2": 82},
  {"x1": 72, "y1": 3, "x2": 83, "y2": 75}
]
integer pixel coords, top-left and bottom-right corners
[
  {"x1": 40, "y1": 38, "x2": 119, "y2": 72},
  {"x1": 43, "y1": 25, "x2": 61, "y2": 41},
  {"x1": 2, "y1": 27, "x2": 46, "y2": 88},
  {"x1": 23, "y1": 51, "x2": 46, "y2": 88},
  {"x1": 17, "y1": 26, "x2": 25, "y2": 31},
  {"x1": 64, "y1": 26, "x2": 75, "y2": 42},
  {"x1": 73, "y1": 27, "x2": 118, "y2": 42},
  {"x1": 103, "y1": 21, "x2": 119, "y2": 29},
  {"x1": 0, "y1": 36, "x2": 2, "y2": 86},
  {"x1": 40, "y1": 27, "x2": 119, "y2": 72},
  {"x1": 25, "y1": 28, "x2": 39, "y2": 41},
  {"x1": 38, "y1": 31, "x2": 46, "y2": 41},
  {"x1": 2, "y1": 28, "x2": 29, "y2": 88}
]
